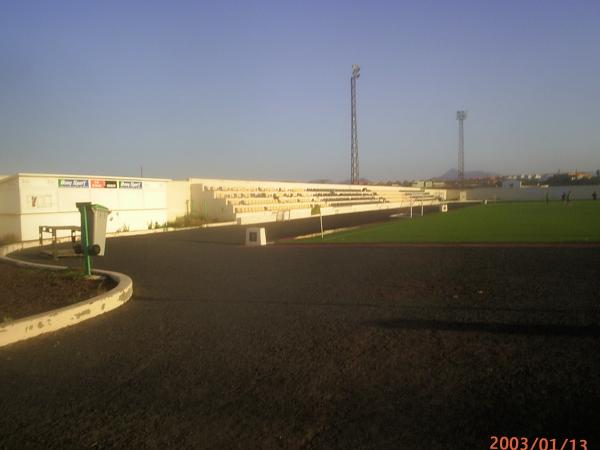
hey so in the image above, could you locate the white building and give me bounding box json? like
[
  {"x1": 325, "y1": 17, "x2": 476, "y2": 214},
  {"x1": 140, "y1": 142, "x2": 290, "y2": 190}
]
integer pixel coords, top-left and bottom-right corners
[
  {"x1": 0, "y1": 173, "x2": 173, "y2": 242},
  {"x1": 0, "y1": 173, "x2": 445, "y2": 242}
]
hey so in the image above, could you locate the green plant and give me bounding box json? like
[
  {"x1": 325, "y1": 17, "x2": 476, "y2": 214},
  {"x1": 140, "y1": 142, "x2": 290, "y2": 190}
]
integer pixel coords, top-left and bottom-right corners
[{"x1": 166, "y1": 214, "x2": 208, "y2": 229}]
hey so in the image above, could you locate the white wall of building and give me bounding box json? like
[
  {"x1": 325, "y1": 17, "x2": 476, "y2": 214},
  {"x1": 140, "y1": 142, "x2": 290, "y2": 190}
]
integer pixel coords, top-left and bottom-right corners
[
  {"x1": 5, "y1": 174, "x2": 170, "y2": 241},
  {"x1": 166, "y1": 180, "x2": 191, "y2": 222},
  {"x1": 0, "y1": 176, "x2": 22, "y2": 241}
]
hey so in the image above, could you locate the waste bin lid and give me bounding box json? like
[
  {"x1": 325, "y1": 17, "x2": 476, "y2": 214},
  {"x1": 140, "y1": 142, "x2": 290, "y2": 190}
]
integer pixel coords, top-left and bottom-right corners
[{"x1": 91, "y1": 204, "x2": 110, "y2": 212}]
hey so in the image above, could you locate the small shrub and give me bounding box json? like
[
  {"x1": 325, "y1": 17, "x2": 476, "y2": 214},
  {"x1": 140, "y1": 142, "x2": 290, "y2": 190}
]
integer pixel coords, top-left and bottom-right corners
[{"x1": 166, "y1": 215, "x2": 208, "y2": 229}]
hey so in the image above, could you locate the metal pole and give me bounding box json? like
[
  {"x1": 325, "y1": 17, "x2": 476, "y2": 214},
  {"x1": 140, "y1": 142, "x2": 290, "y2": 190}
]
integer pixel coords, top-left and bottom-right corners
[
  {"x1": 80, "y1": 205, "x2": 92, "y2": 276},
  {"x1": 459, "y1": 118, "x2": 463, "y2": 186},
  {"x1": 351, "y1": 65, "x2": 360, "y2": 184},
  {"x1": 457, "y1": 110, "x2": 467, "y2": 188},
  {"x1": 421, "y1": 201, "x2": 424, "y2": 217}
]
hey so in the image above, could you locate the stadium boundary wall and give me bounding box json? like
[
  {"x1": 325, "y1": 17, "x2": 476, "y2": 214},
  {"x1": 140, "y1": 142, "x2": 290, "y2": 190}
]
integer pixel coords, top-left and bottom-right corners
[{"x1": 467, "y1": 185, "x2": 600, "y2": 202}]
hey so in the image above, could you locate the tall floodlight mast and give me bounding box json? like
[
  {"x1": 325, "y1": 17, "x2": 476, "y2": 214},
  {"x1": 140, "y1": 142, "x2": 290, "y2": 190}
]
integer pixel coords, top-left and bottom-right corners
[
  {"x1": 350, "y1": 64, "x2": 360, "y2": 184},
  {"x1": 456, "y1": 110, "x2": 467, "y2": 187}
]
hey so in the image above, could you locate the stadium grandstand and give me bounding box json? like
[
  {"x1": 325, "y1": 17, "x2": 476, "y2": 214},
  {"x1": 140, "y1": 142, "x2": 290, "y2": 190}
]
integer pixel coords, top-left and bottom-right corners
[{"x1": 189, "y1": 178, "x2": 445, "y2": 224}]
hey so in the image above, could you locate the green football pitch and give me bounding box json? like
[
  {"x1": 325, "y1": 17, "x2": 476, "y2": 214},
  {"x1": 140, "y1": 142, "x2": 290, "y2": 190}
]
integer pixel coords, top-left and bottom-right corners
[{"x1": 300, "y1": 201, "x2": 600, "y2": 243}]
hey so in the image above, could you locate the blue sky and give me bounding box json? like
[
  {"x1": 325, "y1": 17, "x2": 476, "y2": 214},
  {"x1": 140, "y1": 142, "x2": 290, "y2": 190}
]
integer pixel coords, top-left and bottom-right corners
[{"x1": 1, "y1": 0, "x2": 599, "y2": 181}]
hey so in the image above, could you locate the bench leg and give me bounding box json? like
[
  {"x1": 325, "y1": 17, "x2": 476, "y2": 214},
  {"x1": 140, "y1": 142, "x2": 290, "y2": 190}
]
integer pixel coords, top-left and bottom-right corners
[{"x1": 52, "y1": 229, "x2": 58, "y2": 260}]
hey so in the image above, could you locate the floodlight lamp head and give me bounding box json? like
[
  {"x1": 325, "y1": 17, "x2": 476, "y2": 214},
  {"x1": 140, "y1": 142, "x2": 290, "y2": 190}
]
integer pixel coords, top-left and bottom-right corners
[
  {"x1": 352, "y1": 64, "x2": 360, "y2": 78},
  {"x1": 456, "y1": 110, "x2": 467, "y2": 120}
]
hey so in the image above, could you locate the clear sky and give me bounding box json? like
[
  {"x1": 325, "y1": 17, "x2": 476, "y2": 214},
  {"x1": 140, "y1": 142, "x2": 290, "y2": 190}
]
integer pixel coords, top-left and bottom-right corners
[{"x1": 1, "y1": 0, "x2": 599, "y2": 181}]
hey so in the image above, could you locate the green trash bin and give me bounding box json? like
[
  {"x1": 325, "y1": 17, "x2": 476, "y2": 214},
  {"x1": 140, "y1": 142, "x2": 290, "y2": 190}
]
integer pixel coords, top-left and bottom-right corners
[
  {"x1": 75, "y1": 202, "x2": 111, "y2": 276},
  {"x1": 89, "y1": 204, "x2": 110, "y2": 256}
]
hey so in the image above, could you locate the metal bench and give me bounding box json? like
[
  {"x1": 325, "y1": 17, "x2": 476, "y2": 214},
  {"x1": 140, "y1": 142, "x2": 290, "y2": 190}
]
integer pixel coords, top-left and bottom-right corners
[{"x1": 38, "y1": 225, "x2": 81, "y2": 260}]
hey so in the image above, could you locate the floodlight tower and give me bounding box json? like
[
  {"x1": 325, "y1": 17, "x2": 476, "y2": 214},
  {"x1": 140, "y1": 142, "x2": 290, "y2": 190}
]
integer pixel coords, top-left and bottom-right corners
[
  {"x1": 456, "y1": 110, "x2": 467, "y2": 187},
  {"x1": 350, "y1": 64, "x2": 360, "y2": 184}
]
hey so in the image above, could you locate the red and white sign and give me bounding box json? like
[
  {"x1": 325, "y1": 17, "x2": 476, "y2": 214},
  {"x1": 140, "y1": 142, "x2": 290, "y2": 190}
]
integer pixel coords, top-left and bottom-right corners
[{"x1": 91, "y1": 179, "x2": 117, "y2": 189}]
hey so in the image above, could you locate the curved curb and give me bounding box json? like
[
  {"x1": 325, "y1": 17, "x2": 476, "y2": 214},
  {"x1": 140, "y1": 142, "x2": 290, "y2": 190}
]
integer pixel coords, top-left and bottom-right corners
[
  {"x1": 274, "y1": 242, "x2": 600, "y2": 249},
  {"x1": 0, "y1": 245, "x2": 133, "y2": 348}
]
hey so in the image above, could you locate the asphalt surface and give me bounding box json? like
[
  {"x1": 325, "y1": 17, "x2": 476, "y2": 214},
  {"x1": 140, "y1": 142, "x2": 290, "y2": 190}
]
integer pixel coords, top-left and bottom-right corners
[{"x1": 2, "y1": 215, "x2": 600, "y2": 449}]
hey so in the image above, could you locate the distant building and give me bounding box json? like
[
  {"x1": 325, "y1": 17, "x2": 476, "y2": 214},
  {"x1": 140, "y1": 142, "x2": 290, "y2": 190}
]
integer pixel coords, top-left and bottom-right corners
[
  {"x1": 568, "y1": 171, "x2": 593, "y2": 180},
  {"x1": 502, "y1": 180, "x2": 522, "y2": 189},
  {"x1": 412, "y1": 180, "x2": 433, "y2": 188}
]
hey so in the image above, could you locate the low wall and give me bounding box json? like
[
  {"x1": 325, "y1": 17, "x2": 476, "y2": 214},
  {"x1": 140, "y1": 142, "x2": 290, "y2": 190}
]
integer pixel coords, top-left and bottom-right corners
[{"x1": 468, "y1": 185, "x2": 600, "y2": 202}]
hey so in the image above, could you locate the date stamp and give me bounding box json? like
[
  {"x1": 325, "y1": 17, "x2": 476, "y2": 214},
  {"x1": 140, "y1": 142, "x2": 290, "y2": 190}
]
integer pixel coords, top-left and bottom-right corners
[{"x1": 489, "y1": 436, "x2": 588, "y2": 450}]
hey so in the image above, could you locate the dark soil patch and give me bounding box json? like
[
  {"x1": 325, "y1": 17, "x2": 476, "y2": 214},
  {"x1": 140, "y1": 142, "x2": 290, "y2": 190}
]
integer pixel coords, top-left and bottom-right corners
[{"x1": 0, "y1": 261, "x2": 116, "y2": 321}]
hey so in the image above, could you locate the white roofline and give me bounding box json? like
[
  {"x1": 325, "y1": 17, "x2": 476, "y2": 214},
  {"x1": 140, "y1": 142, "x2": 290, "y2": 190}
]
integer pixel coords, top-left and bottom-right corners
[{"x1": 13, "y1": 173, "x2": 171, "y2": 182}]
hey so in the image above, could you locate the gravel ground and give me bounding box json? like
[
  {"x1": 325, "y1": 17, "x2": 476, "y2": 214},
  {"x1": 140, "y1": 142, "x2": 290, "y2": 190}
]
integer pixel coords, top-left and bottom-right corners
[{"x1": 1, "y1": 223, "x2": 599, "y2": 449}]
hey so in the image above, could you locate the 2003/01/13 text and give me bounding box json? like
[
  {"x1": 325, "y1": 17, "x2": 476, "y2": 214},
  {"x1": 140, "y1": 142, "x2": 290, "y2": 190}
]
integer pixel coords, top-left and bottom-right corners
[{"x1": 490, "y1": 436, "x2": 588, "y2": 450}]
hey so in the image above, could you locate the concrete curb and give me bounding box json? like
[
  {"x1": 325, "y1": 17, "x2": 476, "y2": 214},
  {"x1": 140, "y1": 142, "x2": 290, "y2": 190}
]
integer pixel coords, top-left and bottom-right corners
[
  {"x1": 0, "y1": 244, "x2": 133, "y2": 348},
  {"x1": 288, "y1": 225, "x2": 364, "y2": 241}
]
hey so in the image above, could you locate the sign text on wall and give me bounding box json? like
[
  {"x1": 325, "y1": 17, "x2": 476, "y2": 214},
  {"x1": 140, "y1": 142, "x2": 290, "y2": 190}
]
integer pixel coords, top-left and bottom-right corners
[
  {"x1": 58, "y1": 179, "x2": 89, "y2": 188},
  {"x1": 119, "y1": 180, "x2": 143, "y2": 189}
]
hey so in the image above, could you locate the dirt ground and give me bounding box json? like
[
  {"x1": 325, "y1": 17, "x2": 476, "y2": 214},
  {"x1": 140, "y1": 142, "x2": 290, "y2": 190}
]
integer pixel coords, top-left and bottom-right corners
[
  {"x1": 0, "y1": 261, "x2": 115, "y2": 321},
  {"x1": 1, "y1": 224, "x2": 600, "y2": 449}
]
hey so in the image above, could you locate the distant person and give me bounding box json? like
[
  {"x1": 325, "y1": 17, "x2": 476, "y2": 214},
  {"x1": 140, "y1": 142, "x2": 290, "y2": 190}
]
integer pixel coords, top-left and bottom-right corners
[
  {"x1": 593, "y1": 191, "x2": 597, "y2": 201},
  {"x1": 561, "y1": 192, "x2": 566, "y2": 202},
  {"x1": 545, "y1": 191, "x2": 549, "y2": 206},
  {"x1": 566, "y1": 191, "x2": 572, "y2": 206}
]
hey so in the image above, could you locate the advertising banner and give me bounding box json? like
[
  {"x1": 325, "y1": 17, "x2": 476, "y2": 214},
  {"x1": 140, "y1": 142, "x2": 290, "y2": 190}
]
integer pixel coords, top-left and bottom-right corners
[
  {"x1": 58, "y1": 179, "x2": 89, "y2": 188},
  {"x1": 91, "y1": 179, "x2": 118, "y2": 189},
  {"x1": 119, "y1": 180, "x2": 143, "y2": 189}
]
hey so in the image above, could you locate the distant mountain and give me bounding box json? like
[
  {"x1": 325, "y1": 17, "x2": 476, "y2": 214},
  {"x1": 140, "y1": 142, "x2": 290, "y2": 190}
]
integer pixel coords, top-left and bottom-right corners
[{"x1": 435, "y1": 169, "x2": 499, "y2": 180}]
